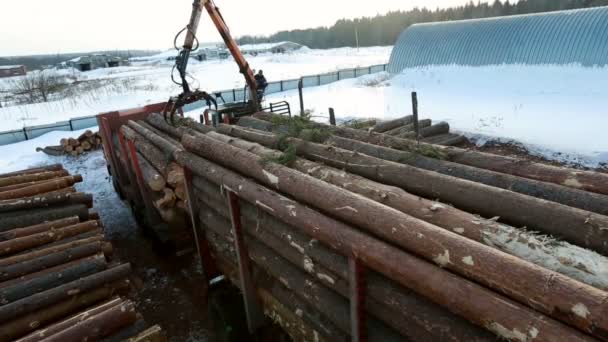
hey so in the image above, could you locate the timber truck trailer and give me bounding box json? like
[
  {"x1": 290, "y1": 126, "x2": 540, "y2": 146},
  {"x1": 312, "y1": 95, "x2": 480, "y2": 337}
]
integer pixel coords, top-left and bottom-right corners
[{"x1": 96, "y1": 0, "x2": 608, "y2": 341}]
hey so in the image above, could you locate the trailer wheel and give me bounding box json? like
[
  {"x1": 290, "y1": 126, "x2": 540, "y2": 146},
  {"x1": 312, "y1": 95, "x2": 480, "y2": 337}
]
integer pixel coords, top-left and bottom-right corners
[{"x1": 208, "y1": 284, "x2": 249, "y2": 342}]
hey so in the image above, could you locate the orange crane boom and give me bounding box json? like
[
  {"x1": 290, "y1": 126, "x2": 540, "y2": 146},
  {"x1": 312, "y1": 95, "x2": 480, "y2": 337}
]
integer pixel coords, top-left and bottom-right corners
[{"x1": 164, "y1": 0, "x2": 260, "y2": 122}]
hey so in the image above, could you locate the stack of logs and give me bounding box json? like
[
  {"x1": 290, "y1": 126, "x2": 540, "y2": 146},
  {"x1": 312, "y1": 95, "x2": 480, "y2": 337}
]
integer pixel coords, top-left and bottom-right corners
[
  {"x1": 0, "y1": 164, "x2": 165, "y2": 342},
  {"x1": 117, "y1": 112, "x2": 608, "y2": 341},
  {"x1": 36, "y1": 130, "x2": 103, "y2": 157}
]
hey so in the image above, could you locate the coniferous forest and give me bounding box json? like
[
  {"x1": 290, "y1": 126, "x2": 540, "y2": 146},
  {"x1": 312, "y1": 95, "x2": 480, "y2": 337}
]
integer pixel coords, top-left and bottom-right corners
[{"x1": 237, "y1": 0, "x2": 608, "y2": 48}]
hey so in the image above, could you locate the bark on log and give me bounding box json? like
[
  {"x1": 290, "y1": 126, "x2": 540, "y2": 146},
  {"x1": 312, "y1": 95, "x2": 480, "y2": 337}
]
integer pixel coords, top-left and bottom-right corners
[
  {"x1": 0, "y1": 254, "x2": 107, "y2": 304},
  {"x1": 0, "y1": 204, "x2": 90, "y2": 232},
  {"x1": 0, "y1": 192, "x2": 92, "y2": 213},
  {"x1": 423, "y1": 133, "x2": 467, "y2": 146},
  {"x1": 385, "y1": 119, "x2": 431, "y2": 136},
  {"x1": 292, "y1": 137, "x2": 608, "y2": 256},
  {"x1": 196, "y1": 181, "x2": 495, "y2": 341},
  {"x1": 205, "y1": 224, "x2": 402, "y2": 341},
  {"x1": 0, "y1": 263, "x2": 131, "y2": 322},
  {"x1": 401, "y1": 122, "x2": 450, "y2": 139},
  {"x1": 0, "y1": 165, "x2": 63, "y2": 179},
  {"x1": 18, "y1": 299, "x2": 123, "y2": 341},
  {"x1": 325, "y1": 124, "x2": 608, "y2": 195},
  {"x1": 0, "y1": 236, "x2": 104, "y2": 267},
  {"x1": 37, "y1": 300, "x2": 137, "y2": 342},
  {"x1": 0, "y1": 281, "x2": 129, "y2": 341},
  {"x1": 175, "y1": 149, "x2": 593, "y2": 341},
  {"x1": 371, "y1": 115, "x2": 414, "y2": 133},
  {"x1": 0, "y1": 220, "x2": 101, "y2": 256},
  {"x1": 138, "y1": 121, "x2": 182, "y2": 148},
  {"x1": 182, "y1": 133, "x2": 608, "y2": 338},
  {"x1": 328, "y1": 135, "x2": 608, "y2": 216},
  {"x1": 0, "y1": 175, "x2": 83, "y2": 200},
  {"x1": 137, "y1": 152, "x2": 166, "y2": 192},
  {"x1": 126, "y1": 121, "x2": 180, "y2": 160},
  {"x1": 207, "y1": 129, "x2": 608, "y2": 290},
  {"x1": 0, "y1": 242, "x2": 106, "y2": 282},
  {"x1": 36, "y1": 146, "x2": 65, "y2": 156},
  {"x1": 44, "y1": 187, "x2": 77, "y2": 196},
  {"x1": 121, "y1": 125, "x2": 170, "y2": 176},
  {"x1": 145, "y1": 112, "x2": 209, "y2": 139},
  {"x1": 0, "y1": 217, "x2": 80, "y2": 241},
  {"x1": 0, "y1": 171, "x2": 69, "y2": 188}
]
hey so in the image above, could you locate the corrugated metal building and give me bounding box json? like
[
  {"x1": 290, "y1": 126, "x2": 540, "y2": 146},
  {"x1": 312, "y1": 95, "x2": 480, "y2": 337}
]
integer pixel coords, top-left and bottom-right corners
[{"x1": 388, "y1": 7, "x2": 608, "y2": 73}]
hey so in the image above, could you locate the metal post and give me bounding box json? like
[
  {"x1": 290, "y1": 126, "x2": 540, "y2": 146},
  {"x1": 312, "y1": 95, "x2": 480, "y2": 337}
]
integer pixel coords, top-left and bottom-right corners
[
  {"x1": 23, "y1": 127, "x2": 28, "y2": 141},
  {"x1": 411, "y1": 92, "x2": 420, "y2": 145},
  {"x1": 329, "y1": 108, "x2": 336, "y2": 126},
  {"x1": 226, "y1": 189, "x2": 265, "y2": 333},
  {"x1": 280, "y1": 80, "x2": 284, "y2": 92},
  {"x1": 338, "y1": 70, "x2": 341, "y2": 80},
  {"x1": 184, "y1": 167, "x2": 219, "y2": 281},
  {"x1": 69, "y1": 120, "x2": 74, "y2": 131},
  {"x1": 298, "y1": 78, "x2": 304, "y2": 116},
  {"x1": 349, "y1": 257, "x2": 366, "y2": 342},
  {"x1": 317, "y1": 74, "x2": 321, "y2": 86}
]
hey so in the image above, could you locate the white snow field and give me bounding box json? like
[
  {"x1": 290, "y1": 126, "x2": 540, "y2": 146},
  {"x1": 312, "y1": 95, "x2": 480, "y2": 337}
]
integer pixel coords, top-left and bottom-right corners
[
  {"x1": 0, "y1": 47, "x2": 392, "y2": 131},
  {"x1": 266, "y1": 65, "x2": 608, "y2": 168}
]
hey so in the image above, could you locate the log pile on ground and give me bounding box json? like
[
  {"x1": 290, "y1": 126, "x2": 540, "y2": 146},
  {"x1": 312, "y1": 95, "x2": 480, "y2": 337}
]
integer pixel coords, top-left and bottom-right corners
[
  {"x1": 117, "y1": 112, "x2": 608, "y2": 341},
  {"x1": 36, "y1": 130, "x2": 103, "y2": 157},
  {"x1": 0, "y1": 165, "x2": 166, "y2": 341}
]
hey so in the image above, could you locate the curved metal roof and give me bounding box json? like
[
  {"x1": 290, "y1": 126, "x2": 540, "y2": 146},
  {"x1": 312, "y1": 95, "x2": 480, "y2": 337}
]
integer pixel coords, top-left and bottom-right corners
[{"x1": 387, "y1": 7, "x2": 608, "y2": 72}]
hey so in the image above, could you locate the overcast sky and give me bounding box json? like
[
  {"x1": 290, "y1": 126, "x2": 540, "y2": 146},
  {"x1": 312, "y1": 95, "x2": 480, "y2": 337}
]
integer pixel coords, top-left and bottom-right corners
[{"x1": 0, "y1": 0, "x2": 480, "y2": 56}]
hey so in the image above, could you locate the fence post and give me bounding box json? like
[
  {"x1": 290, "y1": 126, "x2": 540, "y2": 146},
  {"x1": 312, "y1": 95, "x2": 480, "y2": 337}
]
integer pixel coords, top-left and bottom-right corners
[
  {"x1": 23, "y1": 127, "x2": 28, "y2": 141},
  {"x1": 354, "y1": 68, "x2": 357, "y2": 78},
  {"x1": 338, "y1": 70, "x2": 341, "y2": 81},
  {"x1": 317, "y1": 74, "x2": 321, "y2": 86},
  {"x1": 298, "y1": 78, "x2": 304, "y2": 116},
  {"x1": 69, "y1": 120, "x2": 74, "y2": 131},
  {"x1": 280, "y1": 80, "x2": 283, "y2": 92},
  {"x1": 369, "y1": 66, "x2": 372, "y2": 74},
  {"x1": 412, "y1": 92, "x2": 420, "y2": 145},
  {"x1": 329, "y1": 108, "x2": 336, "y2": 126}
]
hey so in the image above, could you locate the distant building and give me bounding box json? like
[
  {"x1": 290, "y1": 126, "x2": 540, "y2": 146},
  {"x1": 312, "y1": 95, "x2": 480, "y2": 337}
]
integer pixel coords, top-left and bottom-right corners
[
  {"x1": 238, "y1": 41, "x2": 305, "y2": 55},
  {"x1": 65, "y1": 54, "x2": 130, "y2": 72},
  {"x1": 0, "y1": 65, "x2": 27, "y2": 78}
]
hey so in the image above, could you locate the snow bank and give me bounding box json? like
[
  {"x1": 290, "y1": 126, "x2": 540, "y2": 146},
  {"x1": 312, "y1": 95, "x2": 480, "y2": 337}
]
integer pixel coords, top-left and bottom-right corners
[{"x1": 267, "y1": 64, "x2": 608, "y2": 168}]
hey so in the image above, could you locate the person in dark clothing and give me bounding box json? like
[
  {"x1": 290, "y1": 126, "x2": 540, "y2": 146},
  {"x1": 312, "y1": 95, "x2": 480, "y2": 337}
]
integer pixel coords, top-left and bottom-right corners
[{"x1": 254, "y1": 70, "x2": 268, "y2": 102}]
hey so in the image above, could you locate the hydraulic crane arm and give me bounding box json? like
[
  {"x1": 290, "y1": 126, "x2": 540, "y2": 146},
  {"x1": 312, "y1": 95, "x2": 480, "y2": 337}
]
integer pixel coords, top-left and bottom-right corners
[{"x1": 167, "y1": 0, "x2": 259, "y2": 123}]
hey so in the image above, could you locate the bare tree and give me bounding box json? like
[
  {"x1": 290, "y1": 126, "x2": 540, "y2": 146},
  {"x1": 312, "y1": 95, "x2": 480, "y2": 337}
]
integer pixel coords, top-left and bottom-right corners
[{"x1": 8, "y1": 70, "x2": 66, "y2": 104}]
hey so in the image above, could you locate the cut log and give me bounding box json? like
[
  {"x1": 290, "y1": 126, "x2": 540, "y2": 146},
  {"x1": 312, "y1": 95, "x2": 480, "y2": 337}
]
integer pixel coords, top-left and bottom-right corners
[
  {"x1": 0, "y1": 281, "x2": 129, "y2": 341},
  {"x1": 0, "y1": 236, "x2": 105, "y2": 267},
  {"x1": 208, "y1": 128, "x2": 608, "y2": 290},
  {"x1": 166, "y1": 163, "x2": 184, "y2": 187},
  {"x1": 0, "y1": 242, "x2": 106, "y2": 281},
  {"x1": 0, "y1": 171, "x2": 71, "y2": 192},
  {"x1": 370, "y1": 115, "x2": 414, "y2": 133},
  {"x1": 78, "y1": 130, "x2": 94, "y2": 142},
  {"x1": 236, "y1": 116, "x2": 274, "y2": 132},
  {"x1": 137, "y1": 152, "x2": 166, "y2": 191},
  {"x1": 328, "y1": 135, "x2": 608, "y2": 216},
  {"x1": 324, "y1": 124, "x2": 608, "y2": 195},
  {"x1": 60, "y1": 138, "x2": 69, "y2": 147},
  {"x1": 174, "y1": 183, "x2": 186, "y2": 200},
  {"x1": 16, "y1": 298, "x2": 123, "y2": 342},
  {"x1": 196, "y1": 181, "x2": 495, "y2": 341},
  {"x1": 68, "y1": 138, "x2": 79, "y2": 147},
  {"x1": 401, "y1": 122, "x2": 450, "y2": 139},
  {"x1": 182, "y1": 133, "x2": 608, "y2": 337},
  {"x1": 0, "y1": 164, "x2": 63, "y2": 179},
  {"x1": 0, "y1": 175, "x2": 83, "y2": 200},
  {"x1": 81, "y1": 141, "x2": 92, "y2": 150},
  {"x1": 34, "y1": 300, "x2": 137, "y2": 342},
  {"x1": 0, "y1": 204, "x2": 90, "y2": 232},
  {"x1": 423, "y1": 133, "x2": 466, "y2": 146},
  {"x1": 35, "y1": 146, "x2": 65, "y2": 156},
  {"x1": 0, "y1": 216, "x2": 80, "y2": 241},
  {"x1": 0, "y1": 220, "x2": 101, "y2": 256},
  {"x1": 121, "y1": 125, "x2": 170, "y2": 176},
  {"x1": 175, "y1": 149, "x2": 594, "y2": 341},
  {"x1": 154, "y1": 188, "x2": 176, "y2": 209},
  {"x1": 0, "y1": 263, "x2": 131, "y2": 321},
  {"x1": 385, "y1": 119, "x2": 431, "y2": 136},
  {"x1": 64, "y1": 145, "x2": 74, "y2": 153},
  {"x1": 0, "y1": 254, "x2": 107, "y2": 304},
  {"x1": 125, "y1": 325, "x2": 166, "y2": 342},
  {"x1": 0, "y1": 192, "x2": 92, "y2": 213}
]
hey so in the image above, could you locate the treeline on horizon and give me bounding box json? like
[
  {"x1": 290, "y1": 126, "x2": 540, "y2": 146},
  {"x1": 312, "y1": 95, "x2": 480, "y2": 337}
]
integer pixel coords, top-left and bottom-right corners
[{"x1": 237, "y1": 0, "x2": 608, "y2": 48}]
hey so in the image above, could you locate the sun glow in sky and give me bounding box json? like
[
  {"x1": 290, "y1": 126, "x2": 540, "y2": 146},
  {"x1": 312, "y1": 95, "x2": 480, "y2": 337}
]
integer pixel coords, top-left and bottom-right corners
[{"x1": 0, "y1": 0, "x2": 482, "y2": 56}]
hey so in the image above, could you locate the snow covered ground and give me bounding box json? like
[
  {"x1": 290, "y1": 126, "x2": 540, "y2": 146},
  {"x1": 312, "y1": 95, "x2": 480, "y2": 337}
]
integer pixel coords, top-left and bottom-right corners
[
  {"x1": 0, "y1": 47, "x2": 391, "y2": 131},
  {"x1": 266, "y1": 65, "x2": 608, "y2": 168}
]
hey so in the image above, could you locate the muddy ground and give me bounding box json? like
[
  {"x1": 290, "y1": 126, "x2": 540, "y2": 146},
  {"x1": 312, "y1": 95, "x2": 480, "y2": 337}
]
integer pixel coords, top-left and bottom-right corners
[{"x1": 62, "y1": 150, "x2": 214, "y2": 341}]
